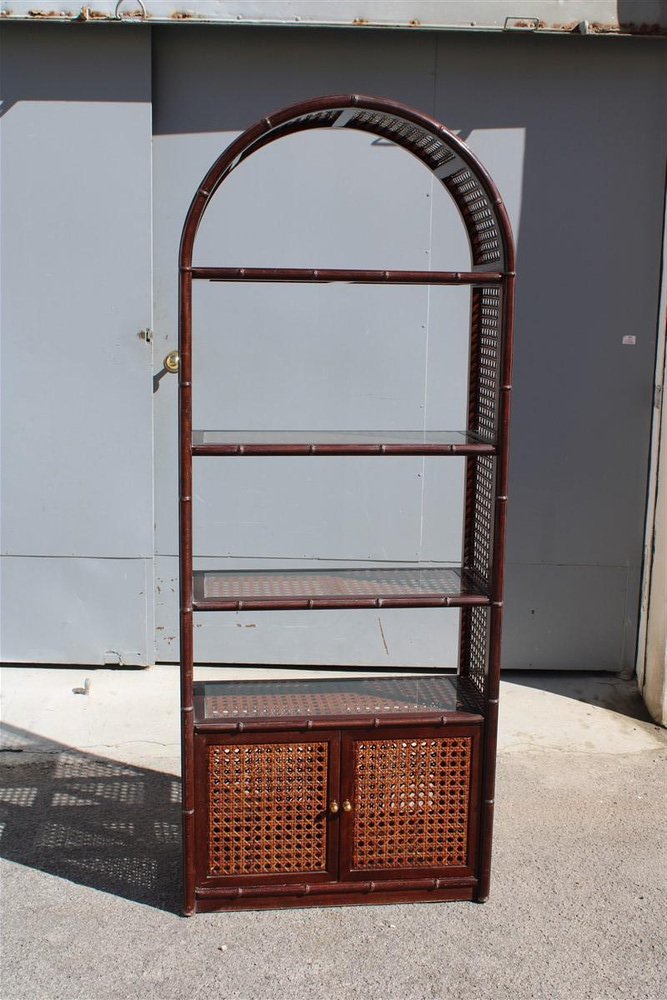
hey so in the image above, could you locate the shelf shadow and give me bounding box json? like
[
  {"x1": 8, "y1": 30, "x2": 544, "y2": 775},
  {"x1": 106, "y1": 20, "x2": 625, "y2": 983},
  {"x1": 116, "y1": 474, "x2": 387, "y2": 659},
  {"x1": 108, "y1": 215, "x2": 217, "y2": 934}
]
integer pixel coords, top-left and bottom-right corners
[{"x1": 0, "y1": 724, "x2": 182, "y2": 914}]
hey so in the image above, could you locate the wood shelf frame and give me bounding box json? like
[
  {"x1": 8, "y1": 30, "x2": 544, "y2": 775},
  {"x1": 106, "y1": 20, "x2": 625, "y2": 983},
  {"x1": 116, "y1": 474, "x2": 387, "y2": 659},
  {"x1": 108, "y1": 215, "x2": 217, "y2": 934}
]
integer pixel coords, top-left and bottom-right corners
[
  {"x1": 177, "y1": 94, "x2": 515, "y2": 916},
  {"x1": 191, "y1": 430, "x2": 496, "y2": 457}
]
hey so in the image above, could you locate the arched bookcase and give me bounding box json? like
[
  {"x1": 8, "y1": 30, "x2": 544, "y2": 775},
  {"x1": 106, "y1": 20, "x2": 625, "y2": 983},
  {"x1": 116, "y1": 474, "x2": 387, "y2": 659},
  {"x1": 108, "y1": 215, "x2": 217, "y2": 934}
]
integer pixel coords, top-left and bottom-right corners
[{"x1": 177, "y1": 95, "x2": 515, "y2": 915}]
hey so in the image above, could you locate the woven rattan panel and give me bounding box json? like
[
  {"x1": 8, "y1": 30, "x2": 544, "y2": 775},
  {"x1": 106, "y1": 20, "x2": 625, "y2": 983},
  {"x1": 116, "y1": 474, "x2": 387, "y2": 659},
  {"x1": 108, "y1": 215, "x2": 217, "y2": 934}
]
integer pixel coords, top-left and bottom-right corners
[
  {"x1": 201, "y1": 567, "x2": 469, "y2": 601},
  {"x1": 352, "y1": 736, "x2": 472, "y2": 870},
  {"x1": 202, "y1": 676, "x2": 480, "y2": 720},
  {"x1": 208, "y1": 742, "x2": 328, "y2": 876},
  {"x1": 470, "y1": 455, "x2": 495, "y2": 586},
  {"x1": 466, "y1": 606, "x2": 489, "y2": 701},
  {"x1": 346, "y1": 110, "x2": 456, "y2": 168},
  {"x1": 469, "y1": 285, "x2": 501, "y2": 448},
  {"x1": 477, "y1": 286, "x2": 501, "y2": 440},
  {"x1": 444, "y1": 169, "x2": 502, "y2": 265}
]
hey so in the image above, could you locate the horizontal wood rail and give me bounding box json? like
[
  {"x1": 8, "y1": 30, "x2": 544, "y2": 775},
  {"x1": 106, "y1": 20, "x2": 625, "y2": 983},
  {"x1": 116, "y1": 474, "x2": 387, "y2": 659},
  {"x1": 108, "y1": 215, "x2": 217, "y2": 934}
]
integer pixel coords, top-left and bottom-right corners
[{"x1": 188, "y1": 266, "x2": 505, "y2": 284}]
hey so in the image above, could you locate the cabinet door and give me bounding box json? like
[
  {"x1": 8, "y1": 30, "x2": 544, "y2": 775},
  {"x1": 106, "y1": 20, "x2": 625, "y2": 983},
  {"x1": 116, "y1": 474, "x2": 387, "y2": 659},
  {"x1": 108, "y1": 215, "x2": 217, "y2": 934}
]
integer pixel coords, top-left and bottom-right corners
[
  {"x1": 339, "y1": 726, "x2": 480, "y2": 881},
  {"x1": 195, "y1": 731, "x2": 340, "y2": 886}
]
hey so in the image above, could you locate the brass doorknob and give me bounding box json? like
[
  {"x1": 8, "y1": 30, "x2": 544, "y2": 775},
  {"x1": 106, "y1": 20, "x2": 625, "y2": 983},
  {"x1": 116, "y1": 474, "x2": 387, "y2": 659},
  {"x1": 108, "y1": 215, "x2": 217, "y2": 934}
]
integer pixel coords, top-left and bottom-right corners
[
  {"x1": 164, "y1": 350, "x2": 180, "y2": 373},
  {"x1": 342, "y1": 800, "x2": 353, "y2": 813},
  {"x1": 329, "y1": 800, "x2": 339, "y2": 815}
]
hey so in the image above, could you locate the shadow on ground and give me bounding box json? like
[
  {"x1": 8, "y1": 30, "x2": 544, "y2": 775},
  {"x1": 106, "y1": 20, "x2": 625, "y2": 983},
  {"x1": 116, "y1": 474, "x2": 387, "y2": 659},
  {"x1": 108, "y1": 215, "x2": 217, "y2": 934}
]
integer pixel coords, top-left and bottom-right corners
[
  {"x1": 0, "y1": 724, "x2": 181, "y2": 914},
  {"x1": 502, "y1": 670, "x2": 655, "y2": 723}
]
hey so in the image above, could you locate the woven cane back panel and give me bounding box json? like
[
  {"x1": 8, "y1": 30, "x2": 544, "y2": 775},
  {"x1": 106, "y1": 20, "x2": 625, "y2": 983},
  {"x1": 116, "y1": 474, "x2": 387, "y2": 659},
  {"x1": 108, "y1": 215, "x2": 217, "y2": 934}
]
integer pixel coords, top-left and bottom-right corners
[
  {"x1": 208, "y1": 742, "x2": 328, "y2": 876},
  {"x1": 201, "y1": 567, "x2": 469, "y2": 601},
  {"x1": 202, "y1": 676, "x2": 480, "y2": 721},
  {"x1": 477, "y1": 286, "x2": 502, "y2": 440},
  {"x1": 458, "y1": 456, "x2": 492, "y2": 699},
  {"x1": 444, "y1": 169, "x2": 502, "y2": 265},
  {"x1": 469, "y1": 285, "x2": 501, "y2": 443},
  {"x1": 288, "y1": 110, "x2": 341, "y2": 128},
  {"x1": 346, "y1": 110, "x2": 456, "y2": 168},
  {"x1": 469, "y1": 455, "x2": 495, "y2": 587},
  {"x1": 464, "y1": 606, "x2": 490, "y2": 701},
  {"x1": 352, "y1": 737, "x2": 472, "y2": 870},
  {"x1": 465, "y1": 285, "x2": 500, "y2": 590}
]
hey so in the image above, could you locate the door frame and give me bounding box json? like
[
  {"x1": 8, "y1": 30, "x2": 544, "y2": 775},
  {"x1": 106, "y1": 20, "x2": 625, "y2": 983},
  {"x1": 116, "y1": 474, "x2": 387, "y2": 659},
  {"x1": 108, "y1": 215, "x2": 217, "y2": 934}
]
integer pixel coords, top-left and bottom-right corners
[
  {"x1": 194, "y1": 729, "x2": 341, "y2": 888},
  {"x1": 338, "y1": 724, "x2": 482, "y2": 882}
]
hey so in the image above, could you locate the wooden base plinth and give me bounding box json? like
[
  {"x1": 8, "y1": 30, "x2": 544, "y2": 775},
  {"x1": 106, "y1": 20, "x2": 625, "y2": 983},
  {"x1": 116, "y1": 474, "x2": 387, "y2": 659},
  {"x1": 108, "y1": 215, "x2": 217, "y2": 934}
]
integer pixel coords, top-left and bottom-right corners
[{"x1": 194, "y1": 881, "x2": 478, "y2": 913}]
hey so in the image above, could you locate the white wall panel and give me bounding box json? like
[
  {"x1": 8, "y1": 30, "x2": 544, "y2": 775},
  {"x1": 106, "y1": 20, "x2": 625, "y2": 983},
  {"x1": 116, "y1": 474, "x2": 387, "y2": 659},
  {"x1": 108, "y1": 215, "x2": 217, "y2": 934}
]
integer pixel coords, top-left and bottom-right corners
[{"x1": 0, "y1": 26, "x2": 154, "y2": 662}]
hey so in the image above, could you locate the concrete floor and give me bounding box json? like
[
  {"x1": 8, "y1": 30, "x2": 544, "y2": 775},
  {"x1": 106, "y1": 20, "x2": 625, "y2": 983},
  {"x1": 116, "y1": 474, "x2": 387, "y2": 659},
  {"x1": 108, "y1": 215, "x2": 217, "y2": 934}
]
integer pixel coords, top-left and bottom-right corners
[{"x1": 1, "y1": 665, "x2": 666, "y2": 1000}]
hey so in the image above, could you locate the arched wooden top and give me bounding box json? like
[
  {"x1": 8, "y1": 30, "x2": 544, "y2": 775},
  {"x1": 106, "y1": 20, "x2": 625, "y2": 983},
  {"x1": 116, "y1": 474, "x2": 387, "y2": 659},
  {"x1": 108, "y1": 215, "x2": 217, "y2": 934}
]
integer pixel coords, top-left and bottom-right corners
[{"x1": 179, "y1": 94, "x2": 515, "y2": 273}]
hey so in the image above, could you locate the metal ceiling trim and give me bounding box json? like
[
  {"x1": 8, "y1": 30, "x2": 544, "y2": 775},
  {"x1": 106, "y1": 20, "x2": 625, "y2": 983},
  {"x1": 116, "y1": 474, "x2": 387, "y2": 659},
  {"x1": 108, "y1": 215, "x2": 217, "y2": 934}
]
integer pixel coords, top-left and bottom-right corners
[{"x1": 1, "y1": 2, "x2": 666, "y2": 35}]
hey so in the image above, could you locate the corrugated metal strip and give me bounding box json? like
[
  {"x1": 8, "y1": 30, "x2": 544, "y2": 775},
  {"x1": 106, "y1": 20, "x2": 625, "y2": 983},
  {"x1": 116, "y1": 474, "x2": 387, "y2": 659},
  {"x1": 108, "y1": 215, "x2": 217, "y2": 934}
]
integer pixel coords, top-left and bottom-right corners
[{"x1": 2, "y1": 0, "x2": 666, "y2": 34}]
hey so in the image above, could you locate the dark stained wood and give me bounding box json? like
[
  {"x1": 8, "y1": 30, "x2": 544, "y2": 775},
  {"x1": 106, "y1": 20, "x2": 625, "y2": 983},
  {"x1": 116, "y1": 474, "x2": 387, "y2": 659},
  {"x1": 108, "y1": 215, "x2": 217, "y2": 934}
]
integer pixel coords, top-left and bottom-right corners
[
  {"x1": 178, "y1": 93, "x2": 515, "y2": 271},
  {"x1": 192, "y1": 674, "x2": 484, "y2": 731},
  {"x1": 190, "y1": 267, "x2": 504, "y2": 284},
  {"x1": 192, "y1": 439, "x2": 497, "y2": 458},
  {"x1": 194, "y1": 882, "x2": 477, "y2": 913},
  {"x1": 178, "y1": 94, "x2": 515, "y2": 915},
  {"x1": 195, "y1": 875, "x2": 477, "y2": 898},
  {"x1": 178, "y1": 265, "x2": 196, "y2": 917},
  {"x1": 192, "y1": 720, "x2": 481, "y2": 911},
  {"x1": 191, "y1": 566, "x2": 490, "y2": 613},
  {"x1": 193, "y1": 595, "x2": 490, "y2": 612},
  {"x1": 193, "y1": 714, "x2": 484, "y2": 733}
]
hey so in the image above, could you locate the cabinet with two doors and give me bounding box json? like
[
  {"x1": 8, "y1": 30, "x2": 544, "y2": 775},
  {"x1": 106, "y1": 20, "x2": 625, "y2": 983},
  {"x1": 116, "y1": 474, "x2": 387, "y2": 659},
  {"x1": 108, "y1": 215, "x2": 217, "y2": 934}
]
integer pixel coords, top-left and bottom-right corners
[{"x1": 192, "y1": 677, "x2": 482, "y2": 911}]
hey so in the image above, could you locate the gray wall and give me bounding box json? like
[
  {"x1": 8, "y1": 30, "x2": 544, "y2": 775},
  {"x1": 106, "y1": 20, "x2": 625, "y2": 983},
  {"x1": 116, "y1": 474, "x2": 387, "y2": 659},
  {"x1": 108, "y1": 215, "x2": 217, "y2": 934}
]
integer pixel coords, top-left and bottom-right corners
[
  {"x1": 1, "y1": 26, "x2": 154, "y2": 665},
  {"x1": 1, "y1": 24, "x2": 664, "y2": 670}
]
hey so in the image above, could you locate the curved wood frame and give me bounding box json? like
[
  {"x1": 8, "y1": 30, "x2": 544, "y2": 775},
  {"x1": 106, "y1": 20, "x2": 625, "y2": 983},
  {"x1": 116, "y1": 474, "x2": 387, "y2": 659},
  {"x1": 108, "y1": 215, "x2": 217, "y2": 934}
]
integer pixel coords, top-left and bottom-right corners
[{"x1": 178, "y1": 94, "x2": 515, "y2": 915}]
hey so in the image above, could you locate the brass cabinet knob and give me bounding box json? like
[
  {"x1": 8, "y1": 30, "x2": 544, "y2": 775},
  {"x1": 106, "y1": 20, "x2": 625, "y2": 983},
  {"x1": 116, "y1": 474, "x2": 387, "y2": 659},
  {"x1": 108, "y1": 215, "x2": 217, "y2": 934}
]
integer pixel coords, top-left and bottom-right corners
[
  {"x1": 329, "y1": 800, "x2": 339, "y2": 815},
  {"x1": 164, "y1": 350, "x2": 180, "y2": 373},
  {"x1": 342, "y1": 799, "x2": 353, "y2": 813}
]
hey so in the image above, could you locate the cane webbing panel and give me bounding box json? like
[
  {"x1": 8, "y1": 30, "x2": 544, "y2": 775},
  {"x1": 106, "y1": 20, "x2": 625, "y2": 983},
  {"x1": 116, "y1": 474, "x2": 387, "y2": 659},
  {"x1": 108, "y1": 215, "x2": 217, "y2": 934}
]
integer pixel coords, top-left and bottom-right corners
[
  {"x1": 195, "y1": 566, "x2": 488, "y2": 612},
  {"x1": 465, "y1": 284, "x2": 499, "y2": 592},
  {"x1": 470, "y1": 455, "x2": 495, "y2": 586},
  {"x1": 202, "y1": 566, "x2": 471, "y2": 600},
  {"x1": 468, "y1": 285, "x2": 501, "y2": 588},
  {"x1": 352, "y1": 736, "x2": 472, "y2": 870},
  {"x1": 477, "y1": 286, "x2": 502, "y2": 440},
  {"x1": 200, "y1": 676, "x2": 480, "y2": 721},
  {"x1": 346, "y1": 110, "x2": 456, "y2": 168},
  {"x1": 208, "y1": 742, "x2": 328, "y2": 876},
  {"x1": 444, "y1": 169, "x2": 502, "y2": 265},
  {"x1": 201, "y1": 675, "x2": 479, "y2": 722},
  {"x1": 467, "y1": 606, "x2": 489, "y2": 700}
]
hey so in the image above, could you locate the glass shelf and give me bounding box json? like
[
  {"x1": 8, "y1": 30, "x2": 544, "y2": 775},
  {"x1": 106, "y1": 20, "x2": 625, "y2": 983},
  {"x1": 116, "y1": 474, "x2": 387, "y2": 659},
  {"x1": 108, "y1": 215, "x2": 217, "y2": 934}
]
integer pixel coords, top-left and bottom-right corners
[
  {"x1": 192, "y1": 565, "x2": 489, "y2": 612},
  {"x1": 192, "y1": 430, "x2": 495, "y2": 456},
  {"x1": 194, "y1": 675, "x2": 483, "y2": 726}
]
